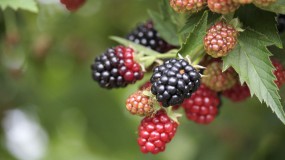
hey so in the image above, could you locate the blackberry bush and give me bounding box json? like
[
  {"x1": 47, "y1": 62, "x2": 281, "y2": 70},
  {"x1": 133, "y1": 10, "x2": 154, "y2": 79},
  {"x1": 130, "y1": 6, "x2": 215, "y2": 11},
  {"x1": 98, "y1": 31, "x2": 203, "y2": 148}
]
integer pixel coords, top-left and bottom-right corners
[
  {"x1": 3, "y1": 0, "x2": 285, "y2": 157},
  {"x1": 87, "y1": 0, "x2": 285, "y2": 154}
]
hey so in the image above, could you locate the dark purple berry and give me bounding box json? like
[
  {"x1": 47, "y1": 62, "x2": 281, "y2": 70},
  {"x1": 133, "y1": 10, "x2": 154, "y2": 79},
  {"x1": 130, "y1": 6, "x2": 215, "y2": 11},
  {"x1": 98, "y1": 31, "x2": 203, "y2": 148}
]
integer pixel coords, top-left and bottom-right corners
[
  {"x1": 127, "y1": 21, "x2": 175, "y2": 53},
  {"x1": 150, "y1": 58, "x2": 201, "y2": 107}
]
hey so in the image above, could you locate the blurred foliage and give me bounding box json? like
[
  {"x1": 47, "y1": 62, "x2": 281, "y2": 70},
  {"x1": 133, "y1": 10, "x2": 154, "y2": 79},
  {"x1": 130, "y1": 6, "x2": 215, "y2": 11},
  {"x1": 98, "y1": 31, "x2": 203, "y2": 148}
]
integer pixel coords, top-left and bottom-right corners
[{"x1": 0, "y1": 0, "x2": 285, "y2": 160}]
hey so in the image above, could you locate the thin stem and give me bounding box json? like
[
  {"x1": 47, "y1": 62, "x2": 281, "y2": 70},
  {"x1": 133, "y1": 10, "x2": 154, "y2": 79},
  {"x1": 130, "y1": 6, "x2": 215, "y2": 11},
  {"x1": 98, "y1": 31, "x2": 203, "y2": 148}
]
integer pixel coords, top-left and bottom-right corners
[
  {"x1": 192, "y1": 52, "x2": 205, "y2": 65},
  {"x1": 154, "y1": 53, "x2": 177, "y2": 59},
  {"x1": 3, "y1": 8, "x2": 18, "y2": 33}
]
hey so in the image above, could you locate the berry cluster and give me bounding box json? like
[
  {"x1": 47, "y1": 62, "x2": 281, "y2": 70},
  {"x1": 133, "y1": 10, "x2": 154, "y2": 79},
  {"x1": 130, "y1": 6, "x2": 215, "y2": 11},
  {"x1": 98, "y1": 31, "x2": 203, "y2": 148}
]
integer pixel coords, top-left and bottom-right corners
[
  {"x1": 91, "y1": 46, "x2": 143, "y2": 88},
  {"x1": 91, "y1": 21, "x2": 188, "y2": 154},
  {"x1": 90, "y1": 0, "x2": 282, "y2": 154},
  {"x1": 124, "y1": 57, "x2": 202, "y2": 153},
  {"x1": 60, "y1": 0, "x2": 86, "y2": 11}
]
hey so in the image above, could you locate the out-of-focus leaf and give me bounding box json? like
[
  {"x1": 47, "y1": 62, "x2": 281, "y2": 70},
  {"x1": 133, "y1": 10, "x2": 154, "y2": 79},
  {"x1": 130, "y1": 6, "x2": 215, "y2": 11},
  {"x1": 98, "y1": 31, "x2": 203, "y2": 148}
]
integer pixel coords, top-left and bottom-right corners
[
  {"x1": 256, "y1": 0, "x2": 285, "y2": 14},
  {"x1": 236, "y1": 5, "x2": 282, "y2": 48},
  {"x1": 0, "y1": 0, "x2": 38, "y2": 13}
]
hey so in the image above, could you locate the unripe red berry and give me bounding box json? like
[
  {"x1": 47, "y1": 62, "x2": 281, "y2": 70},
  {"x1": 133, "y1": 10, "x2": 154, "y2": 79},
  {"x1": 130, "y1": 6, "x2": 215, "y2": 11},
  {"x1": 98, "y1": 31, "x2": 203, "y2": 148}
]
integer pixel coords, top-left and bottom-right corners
[
  {"x1": 272, "y1": 59, "x2": 285, "y2": 88},
  {"x1": 222, "y1": 83, "x2": 250, "y2": 102},
  {"x1": 207, "y1": 0, "x2": 240, "y2": 14},
  {"x1": 170, "y1": 0, "x2": 207, "y2": 13},
  {"x1": 253, "y1": 0, "x2": 276, "y2": 6},
  {"x1": 202, "y1": 61, "x2": 238, "y2": 92},
  {"x1": 233, "y1": 0, "x2": 253, "y2": 4},
  {"x1": 182, "y1": 84, "x2": 220, "y2": 124},
  {"x1": 137, "y1": 110, "x2": 178, "y2": 154},
  {"x1": 126, "y1": 90, "x2": 154, "y2": 116},
  {"x1": 60, "y1": 0, "x2": 86, "y2": 11},
  {"x1": 204, "y1": 21, "x2": 238, "y2": 58}
]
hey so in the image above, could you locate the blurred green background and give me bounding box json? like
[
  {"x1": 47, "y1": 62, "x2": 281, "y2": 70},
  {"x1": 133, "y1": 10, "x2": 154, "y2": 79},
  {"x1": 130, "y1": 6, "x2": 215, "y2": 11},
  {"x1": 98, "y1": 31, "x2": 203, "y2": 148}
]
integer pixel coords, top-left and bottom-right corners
[{"x1": 1, "y1": 0, "x2": 285, "y2": 160}]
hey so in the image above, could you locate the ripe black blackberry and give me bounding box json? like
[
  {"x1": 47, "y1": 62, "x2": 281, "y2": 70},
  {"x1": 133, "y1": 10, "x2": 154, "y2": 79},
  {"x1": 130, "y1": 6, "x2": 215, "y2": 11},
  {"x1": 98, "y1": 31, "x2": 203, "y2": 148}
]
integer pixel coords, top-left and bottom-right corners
[
  {"x1": 150, "y1": 58, "x2": 201, "y2": 107},
  {"x1": 278, "y1": 14, "x2": 285, "y2": 33},
  {"x1": 127, "y1": 21, "x2": 174, "y2": 53},
  {"x1": 91, "y1": 46, "x2": 143, "y2": 89}
]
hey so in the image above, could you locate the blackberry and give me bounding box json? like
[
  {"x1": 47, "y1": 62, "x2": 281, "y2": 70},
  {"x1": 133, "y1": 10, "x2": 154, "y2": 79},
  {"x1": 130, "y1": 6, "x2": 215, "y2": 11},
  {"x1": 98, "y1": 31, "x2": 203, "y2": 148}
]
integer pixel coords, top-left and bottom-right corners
[
  {"x1": 278, "y1": 14, "x2": 285, "y2": 33},
  {"x1": 91, "y1": 46, "x2": 144, "y2": 89},
  {"x1": 127, "y1": 21, "x2": 174, "y2": 53},
  {"x1": 150, "y1": 58, "x2": 201, "y2": 107}
]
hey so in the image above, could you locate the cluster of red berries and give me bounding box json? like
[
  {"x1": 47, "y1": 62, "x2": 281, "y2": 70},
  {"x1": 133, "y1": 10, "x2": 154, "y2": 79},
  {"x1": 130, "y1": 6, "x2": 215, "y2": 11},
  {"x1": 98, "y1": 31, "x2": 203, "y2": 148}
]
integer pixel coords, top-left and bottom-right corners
[{"x1": 170, "y1": 0, "x2": 276, "y2": 15}]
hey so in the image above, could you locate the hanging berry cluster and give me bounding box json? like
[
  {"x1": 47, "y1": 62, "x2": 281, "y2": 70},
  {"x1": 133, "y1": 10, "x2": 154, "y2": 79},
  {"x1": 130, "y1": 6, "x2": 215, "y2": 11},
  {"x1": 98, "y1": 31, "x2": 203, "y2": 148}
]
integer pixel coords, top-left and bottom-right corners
[{"x1": 90, "y1": 0, "x2": 285, "y2": 155}]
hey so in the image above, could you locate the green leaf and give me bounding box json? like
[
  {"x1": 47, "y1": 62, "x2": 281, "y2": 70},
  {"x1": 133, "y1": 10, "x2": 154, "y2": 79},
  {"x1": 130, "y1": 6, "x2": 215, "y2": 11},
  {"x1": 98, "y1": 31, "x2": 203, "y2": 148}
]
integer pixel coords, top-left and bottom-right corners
[
  {"x1": 255, "y1": 0, "x2": 285, "y2": 14},
  {"x1": 236, "y1": 5, "x2": 282, "y2": 48},
  {"x1": 179, "y1": 11, "x2": 219, "y2": 35},
  {"x1": 178, "y1": 11, "x2": 208, "y2": 59},
  {"x1": 0, "y1": 0, "x2": 38, "y2": 13},
  {"x1": 223, "y1": 29, "x2": 285, "y2": 125},
  {"x1": 148, "y1": 0, "x2": 180, "y2": 46},
  {"x1": 179, "y1": 12, "x2": 204, "y2": 35}
]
